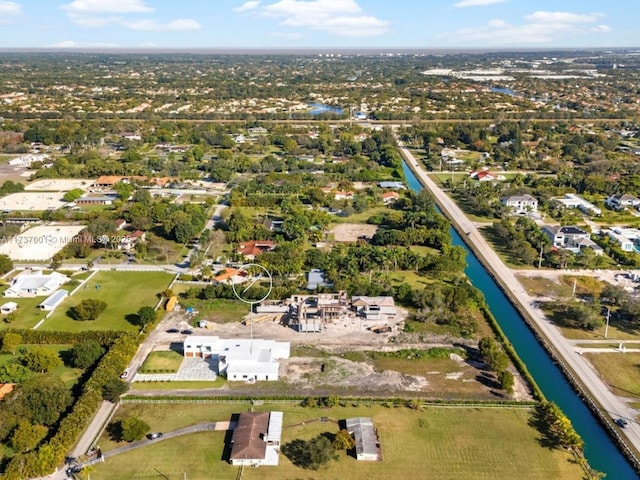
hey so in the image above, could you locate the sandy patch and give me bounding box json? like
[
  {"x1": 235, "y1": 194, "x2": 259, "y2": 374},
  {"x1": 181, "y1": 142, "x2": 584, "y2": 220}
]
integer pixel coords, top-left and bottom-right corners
[
  {"x1": 0, "y1": 191, "x2": 67, "y2": 211},
  {"x1": 26, "y1": 179, "x2": 94, "y2": 191},
  {"x1": 0, "y1": 224, "x2": 85, "y2": 260},
  {"x1": 331, "y1": 223, "x2": 378, "y2": 242}
]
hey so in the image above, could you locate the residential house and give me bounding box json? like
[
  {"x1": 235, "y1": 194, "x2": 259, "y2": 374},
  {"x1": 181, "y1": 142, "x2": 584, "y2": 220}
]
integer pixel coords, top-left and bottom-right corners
[
  {"x1": 346, "y1": 418, "x2": 380, "y2": 461},
  {"x1": 182, "y1": 336, "x2": 290, "y2": 381},
  {"x1": 306, "y1": 269, "x2": 333, "y2": 291},
  {"x1": 605, "y1": 194, "x2": 640, "y2": 211},
  {"x1": 237, "y1": 240, "x2": 276, "y2": 261},
  {"x1": 469, "y1": 170, "x2": 505, "y2": 182},
  {"x1": 118, "y1": 230, "x2": 146, "y2": 251},
  {"x1": 229, "y1": 411, "x2": 283, "y2": 466},
  {"x1": 334, "y1": 190, "x2": 355, "y2": 201},
  {"x1": 554, "y1": 193, "x2": 602, "y2": 216},
  {"x1": 607, "y1": 230, "x2": 635, "y2": 252},
  {"x1": 4, "y1": 271, "x2": 69, "y2": 297},
  {"x1": 381, "y1": 191, "x2": 400, "y2": 205},
  {"x1": 501, "y1": 194, "x2": 538, "y2": 214},
  {"x1": 247, "y1": 126, "x2": 268, "y2": 136},
  {"x1": 378, "y1": 181, "x2": 406, "y2": 190},
  {"x1": 351, "y1": 296, "x2": 397, "y2": 320},
  {"x1": 543, "y1": 225, "x2": 603, "y2": 255},
  {"x1": 606, "y1": 227, "x2": 640, "y2": 252},
  {"x1": 38, "y1": 290, "x2": 68, "y2": 311},
  {"x1": 262, "y1": 219, "x2": 284, "y2": 232},
  {"x1": 115, "y1": 218, "x2": 127, "y2": 230},
  {"x1": 214, "y1": 267, "x2": 241, "y2": 284}
]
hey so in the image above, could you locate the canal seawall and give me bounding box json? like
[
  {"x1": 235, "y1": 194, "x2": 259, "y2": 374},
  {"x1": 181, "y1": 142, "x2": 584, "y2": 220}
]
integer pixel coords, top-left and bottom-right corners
[{"x1": 398, "y1": 146, "x2": 640, "y2": 476}]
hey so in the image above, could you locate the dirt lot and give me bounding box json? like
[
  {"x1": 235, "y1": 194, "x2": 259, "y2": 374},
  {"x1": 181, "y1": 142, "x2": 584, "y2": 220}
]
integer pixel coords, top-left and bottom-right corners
[{"x1": 331, "y1": 223, "x2": 378, "y2": 242}]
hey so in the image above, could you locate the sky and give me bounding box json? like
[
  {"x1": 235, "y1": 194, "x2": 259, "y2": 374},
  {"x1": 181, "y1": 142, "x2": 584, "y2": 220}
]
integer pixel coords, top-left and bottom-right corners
[{"x1": 0, "y1": 0, "x2": 637, "y2": 50}]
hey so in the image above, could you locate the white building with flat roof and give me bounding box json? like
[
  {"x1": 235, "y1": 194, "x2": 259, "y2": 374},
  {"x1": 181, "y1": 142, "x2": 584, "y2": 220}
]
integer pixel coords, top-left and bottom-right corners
[
  {"x1": 4, "y1": 271, "x2": 69, "y2": 297},
  {"x1": 183, "y1": 336, "x2": 289, "y2": 381}
]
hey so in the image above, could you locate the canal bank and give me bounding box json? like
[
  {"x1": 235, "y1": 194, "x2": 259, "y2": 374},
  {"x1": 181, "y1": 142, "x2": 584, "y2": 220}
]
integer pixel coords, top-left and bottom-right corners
[{"x1": 398, "y1": 145, "x2": 639, "y2": 479}]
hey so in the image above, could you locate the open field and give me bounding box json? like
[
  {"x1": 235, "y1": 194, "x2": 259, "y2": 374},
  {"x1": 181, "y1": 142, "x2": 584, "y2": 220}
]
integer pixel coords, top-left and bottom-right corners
[
  {"x1": 331, "y1": 223, "x2": 378, "y2": 242},
  {"x1": 92, "y1": 402, "x2": 584, "y2": 480},
  {"x1": 39, "y1": 271, "x2": 173, "y2": 332},
  {"x1": 0, "y1": 292, "x2": 47, "y2": 329},
  {"x1": 0, "y1": 224, "x2": 85, "y2": 261},
  {"x1": 584, "y1": 352, "x2": 640, "y2": 398},
  {"x1": 25, "y1": 178, "x2": 94, "y2": 191}
]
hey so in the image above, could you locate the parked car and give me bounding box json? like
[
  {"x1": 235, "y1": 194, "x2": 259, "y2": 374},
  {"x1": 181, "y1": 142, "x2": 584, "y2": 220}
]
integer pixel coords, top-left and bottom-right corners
[
  {"x1": 181, "y1": 329, "x2": 193, "y2": 335},
  {"x1": 120, "y1": 368, "x2": 130, "y2": 379},
  {"x1": 166, "y1": 328, "x2": 179, "y2": 333},
  {"x1": 147, "y1": 432, "x2": 163, "y2": 440}
]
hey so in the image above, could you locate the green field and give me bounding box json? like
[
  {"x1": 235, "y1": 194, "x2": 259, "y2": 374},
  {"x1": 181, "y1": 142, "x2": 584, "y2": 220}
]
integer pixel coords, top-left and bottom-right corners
[
  {"x1": 39, "y1": 271, "x2": 173, "y2": 332},
  {"x1": 140, "y1": 350, "x2": 184, "y2": 373},
  {"x1": 92, "y1": 402, "x2": 584, "y2": 480},
  {"x1": 584, "y1": 352, "x2": 640, "y2": 398}
]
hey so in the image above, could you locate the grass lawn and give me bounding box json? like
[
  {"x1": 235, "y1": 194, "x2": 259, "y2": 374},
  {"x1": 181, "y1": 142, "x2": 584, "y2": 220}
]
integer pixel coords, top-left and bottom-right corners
[
  {"x1": 140, "y1": 350, "x2": 184, "y2": 373},
  {"x1": 40, "y1": 271, "x2": 173, "y2": 332},
  {"x1": 130, "y1": 378, "x2": 226, "y2": 391},
  {"x1": 387, "y1": 270, "x2": 437, "y2": 288},
  {"x1": 332, "y1": 206, "x2": 392, "y2": 224},
  {"x1": 179, "y1": 298, "x2": 250, "y2": 324},
  {"x1": 0, "y1": 294, "x2": 46, "y2": 330},
  {"x1": 92, "y1": 402, "x2": 584, "y2": 480},
  {"x1": 0, "y1": 344, "x2": 83, "y2": 388},
  {"x1": 584, "y1": 352, "x2": 640, "y2": 398}
]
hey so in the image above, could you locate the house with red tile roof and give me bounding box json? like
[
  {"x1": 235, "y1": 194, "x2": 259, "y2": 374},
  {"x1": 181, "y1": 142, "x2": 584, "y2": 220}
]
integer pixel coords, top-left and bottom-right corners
[{"x1": 237, "y1": 241, "x2": 276, "y2": 260}]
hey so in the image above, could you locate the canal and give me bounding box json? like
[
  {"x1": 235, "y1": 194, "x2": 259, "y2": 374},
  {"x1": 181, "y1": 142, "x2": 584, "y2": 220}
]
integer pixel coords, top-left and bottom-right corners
[{"x1": 402, "y1": 161, "x2": 639, "y2": 479}]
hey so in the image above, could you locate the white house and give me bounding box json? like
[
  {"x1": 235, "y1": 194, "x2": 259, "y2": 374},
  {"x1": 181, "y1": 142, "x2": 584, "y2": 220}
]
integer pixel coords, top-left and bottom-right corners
[
  {"x1": 346, "y1": 417, "x2": 380, "y2": 461},
  {"x1": 501, "y1": 194, "x2": 538, "y2": 214},
  {"x1": 229, "y1": 411, "x2": 283, "y2": 466},
  {"x1": 4, "y1": 271, "x2": 69, "y2": 297},
  {"x1": 182, "y1": 336, "x2": 290, "y2": 382},
  {"x1": 607, "y1": 227, "x2": 640, "y2": 252},
  {"x1": 606, "y1": 194, "x2": 640, "y2": 211},
  {"x1": 351, "y1": 296, "x2": 396, "y2": 320},
  {"x1": 554, "y1": 193, "x2": 602, "y2": 216},
  {"x1": 543, "y1": 225, "x2": 603, "y2": 255},
  {"x1": 0, "y1": 302, "x2": 18, "y2": 314},
  {"x1": 38, "y1": 289, "x2": 68, "y2": 311}
]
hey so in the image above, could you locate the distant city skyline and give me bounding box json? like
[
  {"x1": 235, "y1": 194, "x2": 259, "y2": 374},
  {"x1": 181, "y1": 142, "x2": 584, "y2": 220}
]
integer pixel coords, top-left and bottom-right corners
[{"x1": 0, "y1": 0, "x2": 637, "y2": 50}]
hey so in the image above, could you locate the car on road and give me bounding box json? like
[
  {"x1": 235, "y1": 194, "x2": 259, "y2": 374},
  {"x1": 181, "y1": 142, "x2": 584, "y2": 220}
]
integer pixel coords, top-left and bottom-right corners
[
  {"x1": 616, "y1": 418, "x2": 629, "y2": 428},
  {"x1": 166, "y1": 328, "x2": 179, "y2": 333},
  {"x1": 147, "y1": 432, "x2": 163, "y2": 440},
  {"x1": 181, "y1": 329, "x2": 193, "y2": 335}
]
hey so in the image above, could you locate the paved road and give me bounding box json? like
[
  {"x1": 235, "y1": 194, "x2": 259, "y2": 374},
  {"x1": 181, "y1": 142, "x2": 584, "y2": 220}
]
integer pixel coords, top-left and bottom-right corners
[{"x1": 399, "y1": 142, "x2": 640, "y2": 455}]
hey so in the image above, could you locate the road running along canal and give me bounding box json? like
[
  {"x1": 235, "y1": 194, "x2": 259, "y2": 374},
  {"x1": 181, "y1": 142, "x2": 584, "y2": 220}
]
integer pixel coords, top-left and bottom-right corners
[{"x1": 402, "y1": 161, "x2": 639, "y2": 479}]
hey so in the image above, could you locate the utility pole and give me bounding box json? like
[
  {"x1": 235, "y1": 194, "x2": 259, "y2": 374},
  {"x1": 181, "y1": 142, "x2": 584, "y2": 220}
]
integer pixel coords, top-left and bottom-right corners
[
  {"x1": 604, "y1": 306, "x2": 611, "y2": 339},
  {"x1": 538, "y1": 244, "x2": 544, "y2": 269},
  {"x1": 572, "y1": 278, "x2": 577, "y2": 297}
]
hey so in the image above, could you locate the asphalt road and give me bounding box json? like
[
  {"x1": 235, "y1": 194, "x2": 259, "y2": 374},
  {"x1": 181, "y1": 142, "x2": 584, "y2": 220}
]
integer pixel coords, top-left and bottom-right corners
[{"x1": 398, "y1": 142, "x2": 640, "y2": 455}]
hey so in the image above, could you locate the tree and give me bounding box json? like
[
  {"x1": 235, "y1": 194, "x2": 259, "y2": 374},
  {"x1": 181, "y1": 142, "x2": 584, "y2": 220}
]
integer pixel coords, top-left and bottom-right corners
[
  {"x1": 10, "y1": 421, "x2": 48, "y2": 453},
  {"x1": 62, "y1": 188, "x2": 83, "y2": 202},
  {"x1": 22, "y1": 347, "x2": 61, "y2": 373},
  {"x1": 0, "y1": 363, "x2": 31, "y2": 383},
  {"x1": 333, "y1": 429, "x2": 355, "y2": 450},
  {"x1": 120, "y1": 416, "x2": 150, "y2": 442},
  {"x1": 68, "y1": 299, "x2": 107, "y2": 321},
  {"x1": 1, "y1": 332, "x2": 22, "y2": 355},
  {"x1": 282, "y1": 434, "x2": 338, "y2": 470},
  {"x1": 0, "y1": 254, "x2": 13, "y2": 275},
  {"x1": 20, "y1": 373, "x2": 72, "y2": 425},
  {"x1": 478, "y1": 337, "x2": 508, "y2": 372},
  {"x1": 101, "y1": 379, "x2": 129, "y2": 403},
  {"x1": 498, "y1": 370, "x2": 515, "y2": 394},
  {"x1": 68, "y1": 341, "x2": 105, "y2": 369},
  {"x1": 132, "y1": 306, "x2": 156, "y2": 327}
]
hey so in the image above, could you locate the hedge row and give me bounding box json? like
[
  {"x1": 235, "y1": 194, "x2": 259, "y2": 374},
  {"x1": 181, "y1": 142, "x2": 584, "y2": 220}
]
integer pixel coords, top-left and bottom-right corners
[
  {"x1": 478, "y1": 302, "x2": 545, "y2": 402},
  {"x1": 0, "y1": 329, "x2": 122, "y2": 347},
  {"x1": 2, "y1": 332, "x2": 139, "y2": 479}
]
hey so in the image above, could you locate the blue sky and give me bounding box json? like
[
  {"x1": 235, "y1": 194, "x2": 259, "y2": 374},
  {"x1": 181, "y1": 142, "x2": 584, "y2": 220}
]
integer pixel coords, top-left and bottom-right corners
[{"x1": 0, "y1": 0, "x2": 637, "y2": 49}]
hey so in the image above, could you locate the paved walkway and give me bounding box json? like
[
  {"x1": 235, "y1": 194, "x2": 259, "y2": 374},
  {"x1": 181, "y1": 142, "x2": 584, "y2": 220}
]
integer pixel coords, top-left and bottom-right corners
[
  {"x1": 399, "y1": 142, "x2": 640, "y2": 456},
  {"x1": 133, "y1": 357, "x2": 219, "y2": 382}
]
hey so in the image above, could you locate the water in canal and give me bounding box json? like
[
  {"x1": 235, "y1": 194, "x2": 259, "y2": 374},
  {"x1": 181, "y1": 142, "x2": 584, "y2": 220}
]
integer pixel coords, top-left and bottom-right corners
[{"x1": 402, "y1": 161, "x2": 639, "y2": 479}]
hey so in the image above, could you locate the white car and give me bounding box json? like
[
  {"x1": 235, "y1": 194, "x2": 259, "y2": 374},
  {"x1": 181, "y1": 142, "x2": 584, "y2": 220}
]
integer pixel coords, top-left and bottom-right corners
[{"x1": 120, "y1": 368, "x2": 130, "y2": 379}]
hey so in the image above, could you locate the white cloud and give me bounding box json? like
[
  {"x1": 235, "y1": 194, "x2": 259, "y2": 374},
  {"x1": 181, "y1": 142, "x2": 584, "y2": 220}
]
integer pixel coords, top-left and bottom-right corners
[
  {"x1": 237, "y1": 0, "x2": 389, "y2": 37},
  {"x1": 48, "y1": 40, "x2": 119, "y2": 48},
  {"x1": 439, "y1": 10, "x2": 610, "y2": 45},
  {"x1": 234, "y1": 1, "x2": 260, "y2": 13},
  {"x1": 66, "y1": 13, "x2": 121, "y2": 27},
  {"x1": 61, "y1": 0, "x2": 153, "y2": 14},
  {"x1": 0, "y1": 1, "x2": 21, "y2": 15},
  {"x1": 123, "y1": 18, "x2": 202, "y2": 31},
  {"x1": 453, "y1": 0, "x2": 507, "y2": 7}
]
